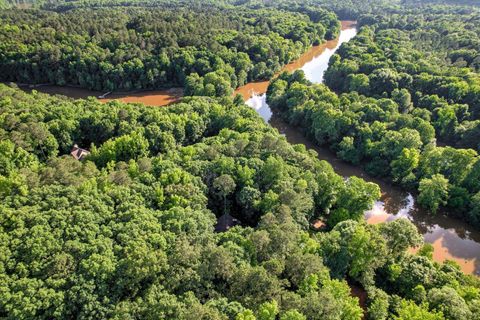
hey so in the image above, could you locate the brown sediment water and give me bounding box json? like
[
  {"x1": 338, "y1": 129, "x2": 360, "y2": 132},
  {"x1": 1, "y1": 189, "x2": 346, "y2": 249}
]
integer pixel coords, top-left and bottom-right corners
[
  {"x1": 241, "y1": 21, "x2": 480, "y2": 276},
  {"x1": 15, "y1": 20, "x2": 480, "y2": 275},
  {"x1": 234, "y1": 20, "x2": 357, "y2": 101},
  {"x1": 99, "y1": 87, "x2": 183, "y2": 106},
  {"x1": 21, "y1": 85, "x2": 183, "y2": 107}
]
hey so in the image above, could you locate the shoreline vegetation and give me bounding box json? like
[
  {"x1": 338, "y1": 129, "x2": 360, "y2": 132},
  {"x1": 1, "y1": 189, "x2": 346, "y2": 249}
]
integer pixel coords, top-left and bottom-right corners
[
  {"x1": 2, "y1": 82, "x2": 479, "y2": 319},
  {"x1": 0, "y1": 5, "x2": 340, "y2": 96},
  {"x1": 265, "y1": 6, "x2": 480, "y2": 230},
  {"x1": 1, "y1": 1, "x2": 480, "y2": 319},
  {"x1": 13, "y1": 21, "x2": 356, "y2": 107}
]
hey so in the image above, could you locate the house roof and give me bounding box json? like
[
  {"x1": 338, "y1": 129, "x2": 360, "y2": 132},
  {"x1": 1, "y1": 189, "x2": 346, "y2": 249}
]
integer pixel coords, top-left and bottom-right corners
[{"x1": 70, "y1": 144, "x2": 90, "y2": 161}]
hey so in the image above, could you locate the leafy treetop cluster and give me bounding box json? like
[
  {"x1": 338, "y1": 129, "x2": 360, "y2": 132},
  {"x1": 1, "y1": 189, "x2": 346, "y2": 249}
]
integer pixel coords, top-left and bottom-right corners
[
  {"x1": 0, "y1": 5, "x2": 338, "y2": 95},
  {"x1": 326, "y1": 10, "x2": 480, "y2": 150},
  {"x1": 268, "y1": 66, "x2": 480, "y2": 227},
  {"x1": 1, "y1": 84, "x2": 479, "y2": 319}
]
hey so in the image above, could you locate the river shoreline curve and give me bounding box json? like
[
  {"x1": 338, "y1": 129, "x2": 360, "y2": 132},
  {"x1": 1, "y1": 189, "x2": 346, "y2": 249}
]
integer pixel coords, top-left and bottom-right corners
[{"x1": 14, "y1": 20, "x2": 480, "y2": 276}]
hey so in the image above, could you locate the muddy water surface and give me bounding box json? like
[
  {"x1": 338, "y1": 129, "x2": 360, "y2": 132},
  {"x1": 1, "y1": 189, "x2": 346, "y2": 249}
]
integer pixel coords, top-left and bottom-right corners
[
  {"x1": 18, "y1": 20, "x2": 480, "y2": 275},
  {"x1": 23, "y1": 85, "x2": 182, "y2": 106},
  {"x1": 241, "y1": 21, "x2": 480, "y2": 276}
]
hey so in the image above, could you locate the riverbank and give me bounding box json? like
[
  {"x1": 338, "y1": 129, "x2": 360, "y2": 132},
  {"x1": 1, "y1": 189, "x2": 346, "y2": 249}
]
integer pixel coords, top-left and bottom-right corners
[
  {"x1": 12, "y1": 20, "x2": 480, "y2": 276},
  {"x1": 18, "y1": 21, "x2": 356, "y2": 108},
  {"x1": 17, "y1": 83, "x2": 184, "y2": 106},
  {"x1": 242, "y1": 23, "x2": 480, "y2": 276},
  {"x1": 234, "y1": 20, "x2": 357, "y2": 100},
  {"x1": 99, "y1": 87, "x2": 183, "y2": 106}
]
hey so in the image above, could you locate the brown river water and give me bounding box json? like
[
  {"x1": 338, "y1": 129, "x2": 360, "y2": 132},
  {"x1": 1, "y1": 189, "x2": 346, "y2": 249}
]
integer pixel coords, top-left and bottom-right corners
[{"x1": 21, "y1": 21, "x2": 480, "y2": 275}]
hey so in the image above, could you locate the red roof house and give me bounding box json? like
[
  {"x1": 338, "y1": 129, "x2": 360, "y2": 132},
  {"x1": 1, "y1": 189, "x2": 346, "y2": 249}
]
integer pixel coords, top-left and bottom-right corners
[{"x1": 70, "y1": 144, "x2": 90, "y2": 161}]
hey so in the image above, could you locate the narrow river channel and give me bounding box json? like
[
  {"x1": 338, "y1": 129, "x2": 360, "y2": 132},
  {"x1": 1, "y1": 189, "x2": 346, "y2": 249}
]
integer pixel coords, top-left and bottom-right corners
[
  {"x1": 20, "y1": 21, "x2": 480, "y2": 275},
  {"x1": 235, "y1": 21, "x2": 480, "y2": 276}
]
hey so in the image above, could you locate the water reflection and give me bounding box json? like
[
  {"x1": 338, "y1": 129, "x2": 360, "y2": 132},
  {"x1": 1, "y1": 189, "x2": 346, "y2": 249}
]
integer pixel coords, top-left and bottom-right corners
[
  {"x1": 15, "y1": 20, "x2": 480, "y2": 275},
  {"x1": 301, "y1": 27, "x2": 357, "y2": 83},
  {"x1": 244, "y1": 23, "x2": 480, "y2": 276},
  {"x1": 235, "y1": 20, "x2": 358, "y2": 103},
  {"x1": 246, "y1": 93, "x2": 272, "y2": 122},
  {"x1": 367, "y1": 196, "x2": 480, "y2": 275}
]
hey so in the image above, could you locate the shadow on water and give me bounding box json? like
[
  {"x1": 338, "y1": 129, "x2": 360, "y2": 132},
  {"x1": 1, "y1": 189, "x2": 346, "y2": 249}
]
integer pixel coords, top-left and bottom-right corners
[
  {"x1": 19, "y1": 85, "x2": 183, "y2": 107},
  {"x1": 243, "y1": 23, "x2": 480, "y2": 276},
  {"x1": 13, "y1": 20, "x2": 480, "y2": 275}
]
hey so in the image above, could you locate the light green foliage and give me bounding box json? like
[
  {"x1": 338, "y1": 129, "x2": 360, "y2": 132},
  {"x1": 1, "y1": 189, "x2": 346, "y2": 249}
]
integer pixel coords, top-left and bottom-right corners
[
  {"x1": 348, "y1": 73, "x2": 370, "y2": 95},
  {"x1": 2, "y1": 1, "x2": 480, "y2": 318},
  {"x1": 367, "y1": 288, "x2": 389, "y2": 320},
  {"x1": 280, "y1": 310, "x2": 306, "y2": 320},
  {"x1": 390, "y1": 148, "x2": 420, "y2": 187},
  {"x1": 299, "y1": 274, "x2": 320, "y2": 295},
  {"x1": 236, "y1": 309, "x2": 256, "y2": 320},
  {"x1": 470, "y1": 191, "x2": 480, "y2": 226},
  {"x1": 392, "y1": 89, "x2": 412, "y2": 113},
  {"x1": 379, "y1": 218, "x2": 423, "y2": 257},
  {"x1": 393, "y1": 300, "x2": 445, "y2": 320},
  {"x1": 418, "y1": 243, "x2": 435, "y2": 260},
  {"x1": 90, "y1": 132, "x2": 150, "y2": 167},
  {"x1": 322, "y1": 278, "x2": 363, "y2": 320},
  {"x1": 418, "y1": 174, "x2": 450, "y2": 214},
  {"x1": 214, "y1": 174, "x2": 237, "y2": 214},
  {"x1": 338, "y1": 136, "x2": 361, "y2": 164},
  {"x1": 328, "y1": 177, "x2": 381, "y2": 226},
  {"x1": 256, "y1": 300, "x2": 278, "y2": 320},
  {"x1": 428, "y1": 287, "x2": 472, "y2": 320},
  {"x1": 321, "y1": 220, "x2": 388, "y2": 285},
  {"x1": 2, "y1": 83, "x2": 475, "y2": 319}
]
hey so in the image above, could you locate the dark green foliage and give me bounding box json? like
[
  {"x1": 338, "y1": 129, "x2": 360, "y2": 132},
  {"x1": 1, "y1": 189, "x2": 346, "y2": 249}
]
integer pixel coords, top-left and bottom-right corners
[
  {"x1": 327, "y1": 11, "x2": 480, "y2": 148},
  {"x1": 1, "y1": 84, "x2": 477, "y2": 319},
  {"x1": 0, "y1": 5, "x2": 336, "y2": 96},
  {"x1": 267, "y1": 51, "x2": 480, "y2": 227},
  {"x1": 0, "y1": 84, "x2": 365, "y2": 318},
  {"x1": 2, "y1": 1, "x2": 480, "y2": 319}
]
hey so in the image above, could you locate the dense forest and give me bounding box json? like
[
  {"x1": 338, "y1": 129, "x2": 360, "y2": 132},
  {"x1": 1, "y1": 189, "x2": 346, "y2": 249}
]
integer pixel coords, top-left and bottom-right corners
[
  {"x1": 2, "y1": 0, "x2": 480, "y2": 319},
  {"x1": 267, "y1": 3, "x2": 480, "y2": 227},
  {"x1": 0, "y1": 5, "x2": 338, "y2": 94},
  {"x1": 1, "y1": 83, "x2": 480, "y2": 319},
  {"x1": 268, "y1": 71, "x2": 480, "y2": 226},
  {"x1": 402, "y1": 0, "x2": 480, "y2": 6}
]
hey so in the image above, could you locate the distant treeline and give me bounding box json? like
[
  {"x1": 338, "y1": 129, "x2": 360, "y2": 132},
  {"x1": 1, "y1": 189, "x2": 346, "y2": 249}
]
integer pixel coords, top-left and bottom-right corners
[
  {"x1": 0, "y1": 5, "x2": 338, "y2": 94},
  {"x1": 402, "y1": 0, "x2": 480, "y2": 6}
]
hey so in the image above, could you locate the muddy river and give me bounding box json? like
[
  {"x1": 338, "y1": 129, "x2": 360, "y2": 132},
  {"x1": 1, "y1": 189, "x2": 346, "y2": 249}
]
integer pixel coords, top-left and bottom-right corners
[
  {"x1": 236, "y1": 21, "x2": 480, "y2": 276},
  {"x1": 21, "y1": 21, "x2": 480, "y2": 275}
]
